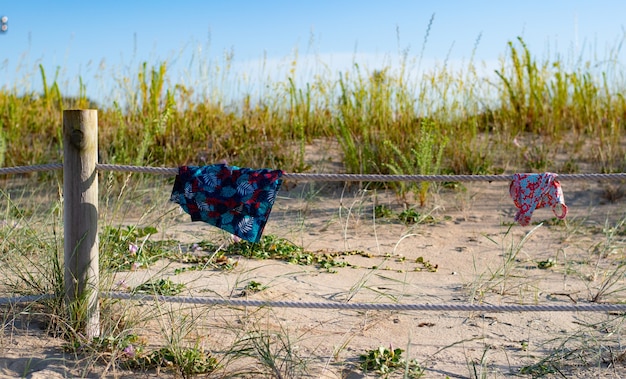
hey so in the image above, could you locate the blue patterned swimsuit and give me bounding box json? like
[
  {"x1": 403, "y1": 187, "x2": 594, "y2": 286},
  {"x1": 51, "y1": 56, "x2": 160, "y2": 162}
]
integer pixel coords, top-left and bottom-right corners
[{"x1": 171, "y1": 164, "x2": 284, "y2": 242}]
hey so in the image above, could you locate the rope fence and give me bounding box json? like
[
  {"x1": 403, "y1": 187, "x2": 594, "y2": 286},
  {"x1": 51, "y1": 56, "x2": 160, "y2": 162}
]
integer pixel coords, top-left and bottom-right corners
[
  {"x1": 2, "y1": 109, "x2": 626, "y2": 338},
  {"x1": 104, "y1": 293, "x2": 626, "y2": 313},
  {"x1": 2, "y1": 162, "x2": 626, "y2": 182},
  {"x1": 4, "y1": 292, "x2": 626, "y2": 313},
  {"x1": 0, "y1": 294, "x2": 55, "y2": 306},
  {"x1": 4, "y1": 161, "x2": 626, "y2": 313}
]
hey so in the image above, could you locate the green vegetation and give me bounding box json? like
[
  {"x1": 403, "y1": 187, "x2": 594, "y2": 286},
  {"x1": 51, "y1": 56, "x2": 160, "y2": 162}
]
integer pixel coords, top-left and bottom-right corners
[
  {"x1": 360, "y1": 345, "x2": 424, "y2": 378},
  {"x1": 73, "y1": 333, "x2": 220, "y2": 377},
  {"x1": 133, "y1": 278, "x2": 186, "y2": 296},
  {"x1": 125, "y1": 345, "x2": 219, "y2": 376},
  {"x1": 1, "y1": 36, "x2": 626, "y2": 186},
  {"x1": 100, "y1": 225, "x2": 174, "y2": 271}
]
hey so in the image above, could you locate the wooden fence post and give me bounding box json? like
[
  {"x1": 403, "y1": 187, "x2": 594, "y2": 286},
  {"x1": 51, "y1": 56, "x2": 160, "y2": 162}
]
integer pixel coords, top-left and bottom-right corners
[{"x1": 63, "y1": 109, "x2": 100, "y2": 338}]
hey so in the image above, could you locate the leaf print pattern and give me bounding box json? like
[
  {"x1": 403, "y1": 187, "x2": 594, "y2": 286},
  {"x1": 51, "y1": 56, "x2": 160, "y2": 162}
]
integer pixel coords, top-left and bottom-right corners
[
  {"x1": 198, "y1": 201, "x2": 211, "y2": 212},
  {"x1": 184, "y1": 182, "x2": 194, "y2": 199},
  {"x1": 237, "y1": 217, "x2": 254, "y2": 234},
  {"x1": 237, "y1": 182, "x2": 254, "y2": 197},
  {"x1": 171, "y1": 164, "x2": 284, "y2": 242},
  {"x1": 202, "y1": 171, "x2": 219, "y2": 191},
  {"x1": 266, "y1": 188, "x2": 278, "y2": 204}
]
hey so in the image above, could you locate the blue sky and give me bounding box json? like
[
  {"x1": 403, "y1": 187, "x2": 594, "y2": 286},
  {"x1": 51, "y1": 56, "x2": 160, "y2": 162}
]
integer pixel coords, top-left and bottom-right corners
[{"x1": 1, "y1": 1, "x2": 625, "y2": 104}]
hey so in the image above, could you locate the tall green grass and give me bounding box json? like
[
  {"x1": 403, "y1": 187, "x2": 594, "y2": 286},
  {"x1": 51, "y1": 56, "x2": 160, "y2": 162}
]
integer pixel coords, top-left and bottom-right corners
[{"x1": 1, "y1": 36, "x2": 625, "y2": 178}]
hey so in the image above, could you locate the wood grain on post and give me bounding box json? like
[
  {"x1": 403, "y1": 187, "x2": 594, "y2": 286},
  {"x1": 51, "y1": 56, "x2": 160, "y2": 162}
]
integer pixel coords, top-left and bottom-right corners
[{"x1": 63, "y1": 109, "x2": 100, "y2": 338}]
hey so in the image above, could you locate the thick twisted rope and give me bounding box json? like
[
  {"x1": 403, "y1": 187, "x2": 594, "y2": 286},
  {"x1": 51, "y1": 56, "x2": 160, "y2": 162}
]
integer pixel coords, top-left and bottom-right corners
[
  {"x1": 3, "y1": 163, "x2": 626, "y2": 182},
  {"x1": 0, "y1": 294, "x2": 55, "y2": 305},
  {"x1": 3, "y1": 292, "x2": 625, "y2": 312},
  {"x1": 279, "y1": 172, "x2": 626, "y2": 182},
  {"x1": 102, "y1": 292, "x2": 626, "y2": 312},
  {"x1": 96, "y1": 164, "x2": 178, "y2": 175},
  {"x1": 94, "y1": 165, "x2": 626, "y2": 182},
  {"x1": 0, "y1": 163, "x2": 63, "y2": 175}
]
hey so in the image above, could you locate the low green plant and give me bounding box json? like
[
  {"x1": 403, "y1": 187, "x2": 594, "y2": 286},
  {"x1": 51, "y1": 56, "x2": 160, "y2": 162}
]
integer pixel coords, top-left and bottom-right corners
[
  {"x1": 100, "y1": 225, "x2": 175, "y2": 271},
  {"x1": 239, "y1": 280, "x2": 268, "y2": 297},
  {"x1": 227, "y1": 235, "x2": 351, "y2": 272},
  {"x1": 519, "y1": 361, "x2": 559, "y2": 377},
  {"x1": 537, "y1": 258, "x2": 556, "y2": 269},
  {"x1": 69, "y1": 331, "x2": 142, "y2": 360},
  {"x1": 133, "y1": 278, "x2": 185, "y2": 296},
  {"x1": 374, "y1": 204, "x2": 394, "y2": 219},
  {"x1": 127, "y1": 345, "x2": 219, "y2": 377},
  {"x1": 73, "y1": 331, "x2": 219, "y2": 378},
  {"x1": 359, "y1": 345, "x2": 423, "y2": 378},
  {"x1": 415, "y1": 256, "x2": 438, "y2": 272},
  {"x1": 171, "y1": 236, "x2": 367, "y2": 274},
  {"x1": 398, "y1": 208, "x2": 437, "y2": 225}
]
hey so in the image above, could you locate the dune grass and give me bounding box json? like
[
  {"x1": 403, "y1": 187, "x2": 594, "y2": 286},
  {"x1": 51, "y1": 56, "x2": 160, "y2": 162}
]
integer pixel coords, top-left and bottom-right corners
[{"x1": 1, "y1": 36, "x2": 625, "y2": 180}]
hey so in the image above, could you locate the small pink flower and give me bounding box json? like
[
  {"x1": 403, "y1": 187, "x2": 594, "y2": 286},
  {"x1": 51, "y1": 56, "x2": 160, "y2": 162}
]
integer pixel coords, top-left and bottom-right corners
[
  {"x1": 131, "y1": 262, "x2": 142, "y2": 271},
  {"x1": 129, "y1": 243, "x2": 139, "y2": 255},
  {"x1": 123, "y1": 345, "x2": 135, "y2": 358}
]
